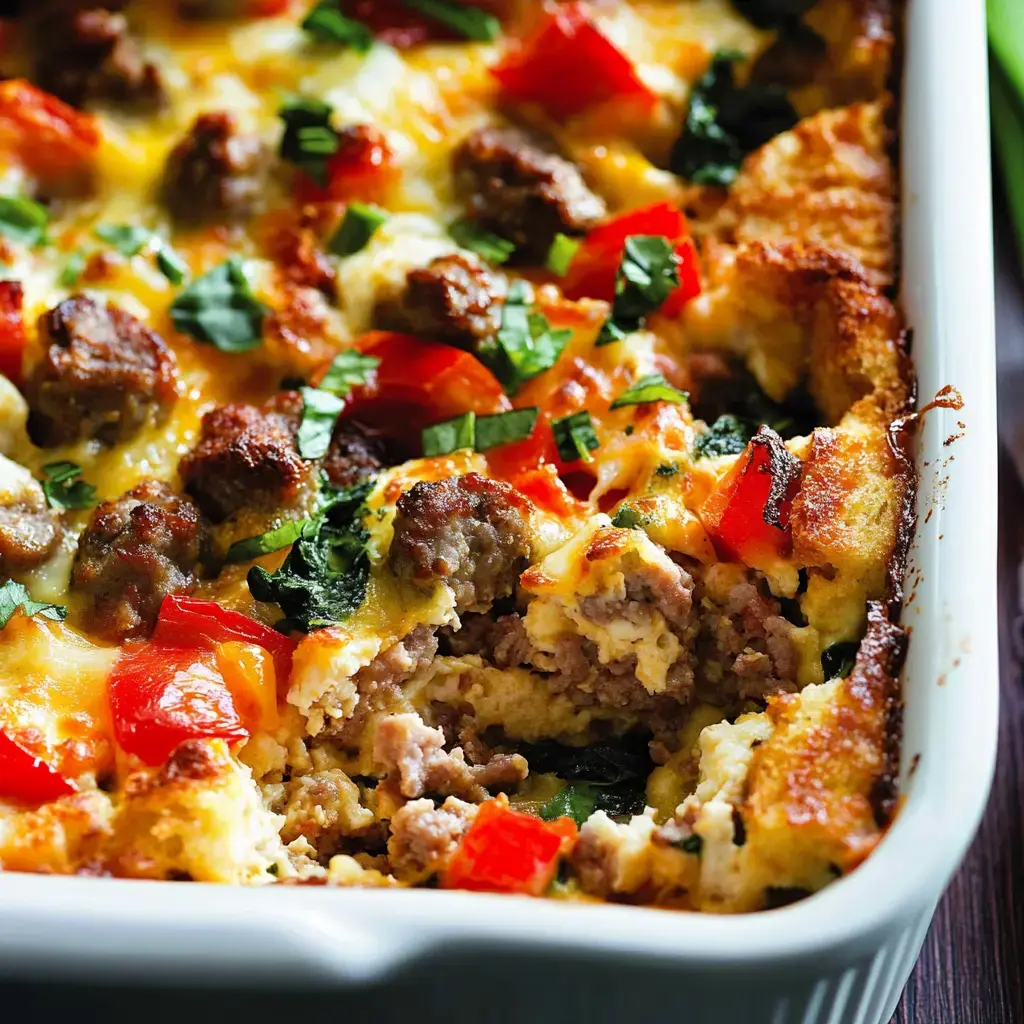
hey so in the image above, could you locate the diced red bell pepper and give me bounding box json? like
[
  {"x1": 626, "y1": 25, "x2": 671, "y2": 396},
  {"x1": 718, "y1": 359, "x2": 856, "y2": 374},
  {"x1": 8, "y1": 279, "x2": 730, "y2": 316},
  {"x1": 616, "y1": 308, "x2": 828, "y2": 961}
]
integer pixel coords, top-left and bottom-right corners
[
  {"x1": 293, "y1": 123, "x2": 399, "y2": 206},
  {"x1": 343, "y1": 331, "x2": 512, "y2": 433},
  {"x1": 562, "y1": 202, "x2": 701, "y2": 312},
  {"x1": 0, "y1": 79, "x2": 99, "y2": 182},
  {"x1": 0, "y1": 731, "x2": 75, "y2": 804},
  {"x1": 503, "y1": 463, "x2": 585, "y2": 518},
  {"x1": 153, "y1": 595, "x2": 296, "y2": 690},
  {"x1": 492, "y1": 2, "x2": 655, "y2": 120},
  {"x1": 108, "y1": 643, "x2": 249, "y2": 766},
  {"x1": 340, "y1": 0, "x2": 505, "y2": 49},
  {"x1": 443, "y1": 797, "x2": 578, "y2": 896},
  {"x1": 700, "y1": 426, "x2": 802, "y2": 564},
  {"x1": 249, "y1": 0, "x2": 292, "y2": 14},
  {"x1": 0, "y1": 280, "x2": 25, "y2": 384}
]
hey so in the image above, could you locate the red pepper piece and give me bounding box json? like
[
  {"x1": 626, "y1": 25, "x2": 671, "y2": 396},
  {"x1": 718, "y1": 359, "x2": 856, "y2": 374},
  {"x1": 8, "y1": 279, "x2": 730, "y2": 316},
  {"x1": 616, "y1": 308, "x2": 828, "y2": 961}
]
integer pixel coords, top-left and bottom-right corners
[
  {"x1": 444, "y1": 797, "x2": 578, "y2": 896},
  {"x1": 0, "y1": 280, "x2": 25, "y2": 384},
  {"x1": 293, "y1": 123, "x2": 399, "y2": 205},
  {"x1": 0, "y1": 731, "x2": 75, "y2": 804},
  {"x1": 700, "y1": 426, "x2": 802, "y2": 564},
  {"x1": 492, "y1": 2, "x2": 655, "y2": 120},
  {"x1": 108, "y1": 644, "x2": 249, "y2": 766},
  {"x1": 153, "y1": 595, "x2": 297, "y2": 690}
]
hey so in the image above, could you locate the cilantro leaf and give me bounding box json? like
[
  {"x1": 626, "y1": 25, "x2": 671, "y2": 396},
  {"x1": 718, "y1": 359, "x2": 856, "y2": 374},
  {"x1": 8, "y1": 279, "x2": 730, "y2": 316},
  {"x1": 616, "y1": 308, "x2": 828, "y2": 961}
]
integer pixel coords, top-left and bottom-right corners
[
  {"x1": 318, "y1": 349, "x2": 380, "y2": 397},
  {"x1": 278, "y1": 97, "x2": 339, "y2": 187},
  {"x1": 156, "y1": 245, "x2": 189, "y2": 285},
  {"x1": 302, "y1": 1, "x2": 374, "y2": 50},
  {"x1": 297, "y1": 386, "x2": 345, "y2": 459},
  {"x1": 610, "y1": 373, "x2": 689, "y2": 409},
  {"x1": 169, "y1": 256, "x2": 268, "y2": 352},
  {"x1": 40, "y1": 461, "x2": 96, "y2": 510},
  {"x1": 226, "y1": 518, "x2": 312, "y2": 563},
  {"x1": 551, "y1": 410, "x2": 599, "y2": 463},
  {"x1": 329, "y1": 202, "x2": 388, "y2": 256},
  {"x1": 693, "y1": 414, "x2": 756, "y2": 460},
  {"x1": 400, "y1": 0, "x2": 500, "y2": 41},
  {"x1": 669, "y1": 50, "x2": 798, "y2": 187},
  {"x1": 93, "y1": 223, "x2": 152, "y2": 257},
  {"x1": 596, "y1": 235, "x2": 680, "y2": 346},
  {"x1": 0, "y1": 195, "x2": 48, "y2": 246},
  {"x1": 449, "y1": 218, "x2": 515, "y2": 265},
  {"x1": 0, "y1": 580, "x2": 66, "y2": 629}
]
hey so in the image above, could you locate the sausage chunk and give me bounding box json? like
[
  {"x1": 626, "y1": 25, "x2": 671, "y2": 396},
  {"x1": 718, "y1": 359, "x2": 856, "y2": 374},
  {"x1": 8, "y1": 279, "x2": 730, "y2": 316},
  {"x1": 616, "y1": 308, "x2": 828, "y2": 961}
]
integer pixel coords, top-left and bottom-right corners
[
  {"x1": 0, "y1": 454, "x2": 61, "y2": 574},
  {"x1": 454, "y1": 126, "x2": 606, "y2": 262},
  {"x1": 162, "y1": 111, "x2": 269, "y2": 224},
  {"x1": 25, "y1": 296, "x2": 179, "y2": 448},
  {"x1": 34, "y1": 7, "x2": 165, "y2": 110},
  {"x1": 375, "y1": 254, "x2": 503, "y2": 352},
  {"x1": 322, "y1": 419, "x2": 396, "y2": 490},
  {"x1": 179, "y1": 391, "x2": 315, "y2": 522},
  {"x1": 388, "y1": 473, "x2": 531, "y2": 613},
  {"x1": 72, "y1": 479, "x2": 203, "y2": 642}
]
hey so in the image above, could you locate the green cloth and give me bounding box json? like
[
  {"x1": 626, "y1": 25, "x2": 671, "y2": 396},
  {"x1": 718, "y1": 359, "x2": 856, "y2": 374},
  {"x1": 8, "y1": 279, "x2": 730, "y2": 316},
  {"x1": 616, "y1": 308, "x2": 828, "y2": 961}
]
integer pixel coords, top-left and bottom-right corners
[{"x1": 991, "y1": 0, "x2": 1024, "y2": 261}]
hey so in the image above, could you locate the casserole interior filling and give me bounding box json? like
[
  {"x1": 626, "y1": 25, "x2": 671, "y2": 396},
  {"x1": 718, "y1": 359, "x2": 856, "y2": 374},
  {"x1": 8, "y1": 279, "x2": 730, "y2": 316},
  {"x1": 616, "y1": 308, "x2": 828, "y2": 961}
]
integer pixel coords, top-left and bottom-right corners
[{"x1": 0, "y1": 0, "x2": 913, "y2": 913}]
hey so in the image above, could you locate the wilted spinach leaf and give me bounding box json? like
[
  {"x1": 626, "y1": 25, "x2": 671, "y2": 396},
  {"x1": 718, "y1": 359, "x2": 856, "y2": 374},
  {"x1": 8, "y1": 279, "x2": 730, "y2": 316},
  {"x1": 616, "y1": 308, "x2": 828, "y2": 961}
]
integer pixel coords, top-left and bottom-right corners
[{"x1": 821, "y1": 641, "x2": 859, "y2": 679}]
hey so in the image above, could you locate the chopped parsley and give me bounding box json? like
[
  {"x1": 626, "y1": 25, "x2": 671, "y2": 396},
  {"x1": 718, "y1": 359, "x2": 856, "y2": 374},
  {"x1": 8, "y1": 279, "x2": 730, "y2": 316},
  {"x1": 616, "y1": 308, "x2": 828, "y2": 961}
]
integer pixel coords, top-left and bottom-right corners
[
  {"x1": 610, "y1": 373, "x2": 689, "y2": 409},
  {"x1": 821, "y1": 641, "x2": 859, "y2": 680},
  {"x1": 596, "y1": 235, "x2": 680, "y2": 346},
  {"x1": 655, "y1": 463, "x2": 678, "y2": 477},
  {"x1": 480, "y1": 281, "x2": 571, "y2": 394},
  {"x1": 93, "y1": 223, "x2": 151, "y2": 257},
  {"x1": 155, "y1": 245, "x2": 189, "y2": 285},
  {"x1": 297, "y1": 386, "x2": 345, "y2": 459},
  {"x1": 0, "y1": 580, "x2": 66, "y2": 630},
  {"x1": 59, "y1": 250, "x2": 87, "y2": 287},
  {"x1": 317, "y1": 349, "x2": 380, "y2": 397},
  {"x1": 693, "y1": 414, "x2": 757, "y2": 460},
  {"x1": 226, "y1": 518, "x2": 311, "y2": 563},
  {"x1": 278, "y1": 96, "x2": 339, "y2": 187},
  {"x1": 545, "y1": 233, "x2": 580, "y2": 276},
  {"x1": 301, "y1": 1, "x2": 374, "y2": 50},
  {"x1": 420, "y1": 407, "x2": 538, "y2": 456},
  {"x1": 329, "y1": 202, "x2": 388, "y2": 257},
  {"x1": 401, "y1": 0, "x2": 500, "y2": 41},
  {"x1": 669, "y1": 50, "x2": 798, "y2": 187},
  {"x1": 248, "y1": 479, "x2": 374, "y2": 632},
  {"x1": 0, "y1": 194, "x2": 48, "y2": 246},
  {"x1": 551, "y1": 410, "x2": 599, "y2": 463},
  {"x1": 449, "y1": 218, "x2": 515, "y2": 265},
  {"x1": 610, "y1": 505, "x2": 642, "y2": 530},
  {"x1": 39, "y1": 461, "x2": 96, "y2": 510},
  {"x1": 169, "y1": 257, "x2": 268, "y2": 352}
]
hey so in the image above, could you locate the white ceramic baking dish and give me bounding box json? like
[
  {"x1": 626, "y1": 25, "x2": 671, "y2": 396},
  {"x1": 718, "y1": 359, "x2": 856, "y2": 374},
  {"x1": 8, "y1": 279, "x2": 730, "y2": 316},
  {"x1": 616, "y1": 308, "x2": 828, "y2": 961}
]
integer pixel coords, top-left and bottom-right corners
[{"x1": 0, "y1": 1, "x2": 997, "y2": 1020}]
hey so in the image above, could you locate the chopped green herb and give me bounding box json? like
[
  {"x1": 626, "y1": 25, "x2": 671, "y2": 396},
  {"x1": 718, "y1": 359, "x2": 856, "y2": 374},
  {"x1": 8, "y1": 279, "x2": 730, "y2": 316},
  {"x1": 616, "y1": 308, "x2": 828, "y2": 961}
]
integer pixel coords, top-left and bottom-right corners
[
  {"x1": 730, "y1": 0, "x2": 816, "y2": 28},
  {"x1": 0, "y1": 195, "x2": 48, "y2": 246},
  {"x1": 693, "y1": 414, "x2": 756, "y2": 460},
  {"x1": 226, "y1": 518, "x2": 311, "y2": 563},
  {"x1": 156, "y1": 245, "x2": 189, "y2": 285},
  {"x1": 248, "y1": 480, "x2": 373, "y2": 632},
  {"x1": 422, "y1": 411, "x2": 476, "y2": 457},
  {"x1": 93, "y1": 223, "x2": 152, "y2": 257},
  {"x1": 449, "y1": 218, "x2": 515, "y2": 264},
  {"x1": 474, "y1": 407, "x2": 538, "y2": 451},
  {"x1": 318, "y1": 349, "x2": 380, "y2": 397},
  {"x1": 301, "y1": 1, "x2": 374, "y2": 50},
  {"x1": 597, "y1": 235, "x2": 680, "y2": 346},
  {"x1": 329, "y1": 202, "x2": 388, "y2": 256},
  {"x1": 59, "y1": 250, "x2": 87, "y2": 287},
  {"x1": 551, "y1": 410, "x2": 599, "y2": 463},
  {"x1": 610, "y1": 505, "x2": 641, "y2": 529},
  {"x1": 278, "y1": 96, "x2": 339, "y2": 187},
  {"x1": 0, "y1": 580, "x2": 66, "y2": 630},
  {"x1": 297, "y1": 386, "x2": 345, "y2": 459},
  {"x1": 546, "y1": 232, "x2": 580, "y2": 276},
  {"x1": 669, "y1": 50, "x2": 798, "y2": 187},
  {"x1": 678, "y1": 834, "x2": 703, "y2": 855},
  {"x1": 481, "y1": 281, "x2": 571, "y2": 394},
  {"x1": 610, "y1": 373, "x2": 689, "y2": 409},
  {"x1": 821, "y1": 641, "x2": 859, "y2": 680},
  {"x1": 169, "y1": 256, "x2": 268, "y2": 352},
  {"x1": 400, "y1": 0, "x2": 500, "y2": 41},
  {"x1": 40, "y1": 461, "x2": 96, "y2": 510},
  {"x1": 624, "y1": 424, "x2": 634, "y2": 436},
  {"x1": 540, "y1": 782, "x2": 598, "y2": 828},
  {"x1": 655, "y1": 463, "x2": 678, "y2": 477}
]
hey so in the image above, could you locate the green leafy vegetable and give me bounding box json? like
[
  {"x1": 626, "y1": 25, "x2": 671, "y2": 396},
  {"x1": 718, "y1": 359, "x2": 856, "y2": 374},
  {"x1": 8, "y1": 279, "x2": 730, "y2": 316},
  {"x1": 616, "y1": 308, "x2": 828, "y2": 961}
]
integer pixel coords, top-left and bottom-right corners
[
  {"x1": 301, "y1": 1, "x2": 374, "y2": 50},
  {"x1": 551, "y1": 410, "x2": 599, "y2": 463},
  {"x1": 449, "y1": 218, "x2": 515, "y2": 264},
  {"x1": 729, "y1": 0, "x2": 815, "y2": 28},
  {"x1": 481, "y1": 281, "x2": 571, "y2": 394},
  {"x1": 610, "y1": 505, "x2": 641, "y2": 529},
  {"x1": 40, "y1": 461, "x2": 96, "y2": 510},
  {"x1": 655, "y1": 463, "x2": 678, "y2": 477},
  {"x1": 329, "y1": 202, "x2": 388, "y2": 256},
  {"x1": 156, "y1": 245, "x2": 189, "y2": 285},
  {"x1": 401, "y1": 0, "x2": 500, "y2": 41},
  {"x1": 422, "y1": 411, "x2": 476, "y2": 457},
  {"x1": 59, "y1": 251, "x2": 87, "y2": 287},
  {"x1": 0, "y1": 195, "x2": 48, "y2": 246},
  {"x1": 610, "y1": 373, "x2": 689, "y2": 409},
  {"x1": 821, "y1": 641, "x2": 859, "y2": 680},
  {"x1": 93, "y1": 223, "x2": 152, "y2": 257},
  {"x1": 596, "y1": 235, "x2": 680, "y2": 346},
  {"x1": 677, "y1": 834, "x2": 703, "y2": 855},
  {"x1": 278, "y1": 96, "x2": 339, "y2": 187},
  {"x1": 545, "y1": 232, "x2": 580, "y2": 276},
  {"x1": 693, "y1": 414, "x2": 756, "y2": 460},
  {"x1": 248, "y1": 480, "x2": 374, "y2": 632},
  {"x1": 169, "y1": 256, "x2": 268, "y2": 352},
  {"x1": 226, "y1": 518, "x2": 311, "y2": 563},
  {"x1": 669, "y1": 50, "x2": 798, "y2": 187},
  {"x1": 0, "y1": 580, "x2": 66, "y2": 630},
  {"x1": 474, "y1": 407, "x2": 538, "y2": 451},
  {"x1": 297, "y1": 386, "x2": 345, "y2": 459},
  {"x1": 318, "y1": 349, "x2": 380, "y2": 397},
  {"x1": 539, "y1": 783, "x2": 599, "y2": 827}
]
